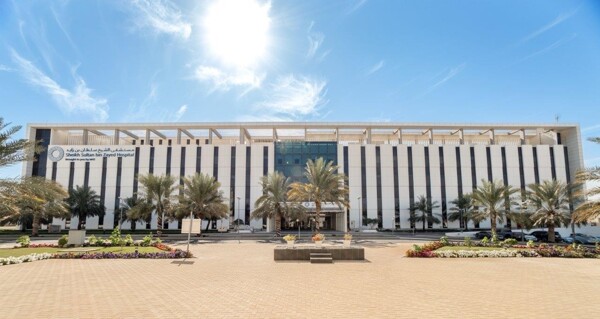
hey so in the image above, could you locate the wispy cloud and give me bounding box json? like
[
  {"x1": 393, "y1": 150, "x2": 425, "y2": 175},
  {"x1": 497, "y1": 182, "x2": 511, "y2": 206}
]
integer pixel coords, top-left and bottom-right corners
[
  {"x1": 366, "y1": 60, "x2": 385, "y2": 75},
  {"x1": 307, "y1": 21, "x2": 325, "y2": 59},
  {"x1": 194, "y1": 65, "x2": 264, "y2": 95},
  {"x1": 50, "y1": 6, "x2": 79, "y2": 55},
  {"x1": 518, "y1": 33, "x2": 577, "y2": 63},
  {"x1": 583, "y1": 124, "x2": 600, "y2": 133},
  {"x1": 11, "y1": 50, "x2": 109, "y2": 122},
  {"x1": 130, "y1": 0, "x2": 192, "y2": 39},
  {"x1": 426, "y1": 63, "x2": 466, "y2": 93},
  {"x1": 173, "y1": 104, "x2": 187, "y2": 121},
  {"x1": 0, "y1": 64, "x2": 12, "y2": 72},
  {"x1": 254, "y1": 75, "x2": 327, "y2": 119},
  {"x1": 124, "y1": 82, "x2": 158, "y2": 122},
  {"x1": 346, "y1": 0, "x2": 368, "y2": 15},
  {"x1": 317, "y1": 49, "x2": 332, "y2": 62},
  {"x1": 522, "y1": 8, "x2": 578, "y2": 43}
]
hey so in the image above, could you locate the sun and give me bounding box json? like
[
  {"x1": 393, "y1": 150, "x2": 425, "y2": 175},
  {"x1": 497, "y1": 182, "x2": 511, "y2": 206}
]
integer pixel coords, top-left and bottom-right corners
[{"x1": 203, "y1": 0, "x2": 271, "y2": 68}]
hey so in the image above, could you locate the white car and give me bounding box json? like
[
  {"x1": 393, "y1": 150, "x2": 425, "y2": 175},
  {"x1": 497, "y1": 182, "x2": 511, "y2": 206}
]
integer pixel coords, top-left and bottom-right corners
[{"x1": 524, "y1": 234, "x2": 538, "y2": 242}]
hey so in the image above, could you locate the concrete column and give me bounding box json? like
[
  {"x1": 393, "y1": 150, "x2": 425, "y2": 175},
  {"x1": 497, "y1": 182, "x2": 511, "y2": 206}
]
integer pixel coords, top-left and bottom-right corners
[
  {"x1": 145, "y1": 129, "x2": 150, "y2": 145},
  {"x1": 366, "y1": 128, "x2": 372, "y2": 144},
  {"x1": 82, "y1": 129, "x2": 89, "y2": 145},
  {"x1": 113, "y1": 129, "x2": 120, "y2": 145},
  {"x1": 176, "y1": 130, "x2": 182, "y2": 145}
]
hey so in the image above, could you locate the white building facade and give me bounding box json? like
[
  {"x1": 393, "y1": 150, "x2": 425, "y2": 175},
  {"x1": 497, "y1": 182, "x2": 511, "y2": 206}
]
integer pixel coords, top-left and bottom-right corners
[{"x1": 22, "y1": 122, "x2": 585, "y2": 232}]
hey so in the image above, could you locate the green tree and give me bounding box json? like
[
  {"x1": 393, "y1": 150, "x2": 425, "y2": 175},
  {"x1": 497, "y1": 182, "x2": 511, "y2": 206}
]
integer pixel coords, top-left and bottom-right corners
[
  {"x1": 138, "y1": 174, "x2": 177, "y2": 234},
  {"x1": 66, "y1": 185, "x2": 105, "y2": 230},
  {"x1": 472, "y1": 179, "x2": 518, "y2": 238},
  {"x1": 0, "y1": 177, "x2": 69, "y2": 236},
  {"x1": 448, "y1": 194, "x2": 475, "y2": 230},
  {"x1": 527, "y1": 180, "x2": 571, "y2": 243},
  {"x1": 252, "y1": 172, "x2": 305, "y2": 235},
  {"x1": 175, "y1": 173, "x2": 228, "y2": 232},
  {"x1": 574, "y1": 137, "x2": 600, "y2": 224},
  {"x1": 506, "y1": 196, "x2": 535, "y2": 243},
  {"x1": 0, "y1": 118, "x2": 38, "y2": 168},
  {"x1": 409, "y1": 195, "x2": 441, "y2": 231},
  {"x1": 287, "y1": 158, "x2": 349, "y2": 232},
  {"x1": 120, "y1": 196, "x2": 153, "y2": 231}
]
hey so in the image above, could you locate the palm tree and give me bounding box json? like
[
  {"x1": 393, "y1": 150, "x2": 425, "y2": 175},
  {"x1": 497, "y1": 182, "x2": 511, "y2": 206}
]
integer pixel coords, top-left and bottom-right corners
[
  {"x1": 472, "y1": 179, "x2": 518, "y2": 239},
  {"x1": 138, "y1": 174, "x2": 177, "y2": 234},
  {"x1": 251, "y1": 172, "x2": 305, "y2": 235},
  {"x1": 287, "y1": 158, "x2": 349, "y2": 232},
  {"x1": 527, "y1": 180, "x2": 571, "y2": 243},
  {"x1": 66, "y1": 185, "x2": 105, "y2": 230},
  {"x1": 409, "y1": 195, "x2": 441, "y2": 231},
  {"x1": 176, "y1": 173, "x2": 228, "y2": 233},
  {"x1": 574, "y1": 137, "x2": 600, "y2": 223},
  {"x1": 120, "y1": 196, "x2": 153, "y2": 231},
  {"x1": 448, "y1": 194, "x2": 475, "y2": 230},
  {"x1": 0, "y1": 118, "x2": 38, "y2": 168},
  {"x1": 0, "y1": 177, "x2": 69, "y2": 236},
  {"x1": 506, "y1": 196, "x2": 534, "y2": 243}
]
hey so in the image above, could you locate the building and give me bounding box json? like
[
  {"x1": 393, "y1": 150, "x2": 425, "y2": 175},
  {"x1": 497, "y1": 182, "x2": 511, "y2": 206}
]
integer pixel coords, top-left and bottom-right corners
[{"x1": 22, "y1": 122, "x2": 584, "y2": 232}]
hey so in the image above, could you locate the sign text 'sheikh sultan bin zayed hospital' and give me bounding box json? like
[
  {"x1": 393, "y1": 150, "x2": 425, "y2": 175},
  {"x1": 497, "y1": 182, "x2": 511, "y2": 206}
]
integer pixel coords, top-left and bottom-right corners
[{"x1": 47, "y1": 146, "x2": 135, "y2": 162}]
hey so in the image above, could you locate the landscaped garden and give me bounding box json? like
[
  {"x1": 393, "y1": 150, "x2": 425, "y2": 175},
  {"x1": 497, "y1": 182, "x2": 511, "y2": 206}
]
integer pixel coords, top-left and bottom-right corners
[
  {"x1": 406, "y1": 236, "x2": 600, "y2": 258},
  {"x1": 0, "y1": 229, "x2": 191, "y2": 266}
]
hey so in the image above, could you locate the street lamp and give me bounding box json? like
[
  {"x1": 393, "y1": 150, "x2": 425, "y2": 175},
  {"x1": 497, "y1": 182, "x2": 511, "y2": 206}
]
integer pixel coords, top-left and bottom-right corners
[
  {"x1": 518, "y1": 200, "x2": 530, "y2": 243},
  {"x1": 236, "y1": 196, "x2": 241, "y2": 244},
  {"x1": 357, "y1": 196, "x2": 362, "y2": 232},
  {"x1": 186, "y1": 202, "x2": 196, "y2": 256}
]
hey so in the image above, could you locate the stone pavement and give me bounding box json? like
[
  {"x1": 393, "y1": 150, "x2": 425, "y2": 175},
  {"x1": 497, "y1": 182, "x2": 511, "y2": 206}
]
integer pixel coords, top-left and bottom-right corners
[{"x1": 1, "y1": 240, "x2": 599, "y2": 318}]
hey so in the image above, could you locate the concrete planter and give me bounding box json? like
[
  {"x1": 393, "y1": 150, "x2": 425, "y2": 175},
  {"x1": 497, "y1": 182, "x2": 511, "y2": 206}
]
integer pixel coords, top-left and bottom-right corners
[
  {"x1": 286, "y1": 240, "x2": 295, "y2": 248},
  {"x1": 343, "y1": 240, "x2": 351, "y2": 247},
  {"x1": 67, "y1": 230, "x2": 86, "y2": 246},
  {"x1": 314, "y1": 240, "x2": 323, "y2": 247}
]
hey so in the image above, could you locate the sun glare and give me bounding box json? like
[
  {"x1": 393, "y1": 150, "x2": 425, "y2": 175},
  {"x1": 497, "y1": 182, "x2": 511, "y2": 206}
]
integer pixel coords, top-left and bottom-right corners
[{"x1": 203, "y1": 0, "x2": 271, "y2": 68}]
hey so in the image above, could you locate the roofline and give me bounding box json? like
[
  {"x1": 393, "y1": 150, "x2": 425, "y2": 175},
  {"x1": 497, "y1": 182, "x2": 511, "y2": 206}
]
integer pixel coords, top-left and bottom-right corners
[{"x1": 26, "y1": 121, "x2": 580, "y2": 131}]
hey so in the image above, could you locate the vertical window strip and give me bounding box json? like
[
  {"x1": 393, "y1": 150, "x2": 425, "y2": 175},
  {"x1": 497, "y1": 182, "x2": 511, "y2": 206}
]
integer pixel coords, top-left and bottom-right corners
[
  {"x1": 83, "y1": 162, "x2": 90, "y2": 188},
  {"x1": 344, "y1": 146, "x2": 350, "y2": 230},
  {"x1": 114, "y1": 157, "x2": 122, "y2": 228},
  {"x1": 149, "y1": 147, "x2": 155, "y2": 174},
  {"x1": 486, "y1": 147, "x2": 493, "y2": 181},
  {"x1": 533, "y1": 147, "x2": 540, "y2": 184},
  {"x1": 564, "y1": 147, "x2": 573, "y2": 212},
  {"x1": 51, "y1": 162, "x2": 57, "y2": 181},
  {"x1": 408, "y1": 146, "x2": 415, "y2": 229},
  {"x1": 360, "y1": 146, "x2": 367, "y2": 221},
  {"x1": 166, "y1": 147, "x2": 172, "y2": 176},
  {"x1": 263, "y1": 146, "x2": 269, "y2": 176},
  {"x1": 68, "y1": 162, "x2": 75, "y2": 191},
  {"x1": 518, "y1": 147, "x2": 526, "y2": 196},
  {"x1": 550, "y1": 147, "x2": 557, "y2": 180},
  {"x1": 375, "y1": 146, "x2": 383, "y2": 228},
  {"x1": 133, "y1": 147, "x2": 140, "y2": 197},
  {"x1": 424, "y1": 147, "x2": 433, "y2": 228},
  {"x1": 392, "y1": 146, "x2": 400, "y2": 229},
  {"x1": 230, "y1": 147, "x2": 236, "y2": 219},
  {"x1": 470, "y1": 147, "x2": 479, "y2": 228},
  {"x1": 245, "y1": 147, "x2": 251, "y2": 224},
  {"x1": 196, "y1": 147, "x2": 201, "y2": 173},
  {"x1": 213, "y1": 147, "x2": 219, "y2": 180},
  {"x1": 99, "y1": 157, "x2": 107, "y2": 228},
  {"x1": 501, "y1": 147, "x2": 511, "y2": 227},
  {"x1": 439, "y1": 147, "x2": 447, "y2": 228},
  {"x1": 178, "y1": 147, "x2": 186, "y2": 230},
  {"x1": 455, "y1": 147, "x2": 463, "y2": 229}
]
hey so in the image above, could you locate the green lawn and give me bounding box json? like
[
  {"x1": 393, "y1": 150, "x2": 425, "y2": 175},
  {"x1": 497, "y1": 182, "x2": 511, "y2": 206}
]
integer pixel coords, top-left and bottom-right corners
[
  {"x1": 0, "y1": 246, "x2": 162, "y2": 258},
  {"x1": 436, "y1": 246, "x2": 521, "y2": 251}
]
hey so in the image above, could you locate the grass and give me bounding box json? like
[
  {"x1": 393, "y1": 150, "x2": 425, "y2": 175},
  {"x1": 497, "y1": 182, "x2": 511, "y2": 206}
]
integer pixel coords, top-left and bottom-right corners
[
  {"x1": 0, "y1": 246, "x2": 162, "y2": 258},
  {"x1": 436, "y1": 246, "x2": 521, "y2": 251}
]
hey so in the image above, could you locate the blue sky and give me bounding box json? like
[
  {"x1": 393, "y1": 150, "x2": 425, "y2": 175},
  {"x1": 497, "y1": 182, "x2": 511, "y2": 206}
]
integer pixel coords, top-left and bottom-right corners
[{"x1": 1, "y1": 0, "x2": 599, "y2": 178}]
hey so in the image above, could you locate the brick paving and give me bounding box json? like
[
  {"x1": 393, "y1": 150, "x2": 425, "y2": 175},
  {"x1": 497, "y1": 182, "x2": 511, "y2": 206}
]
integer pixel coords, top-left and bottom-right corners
[{"x1": 1, "y1": 240, "x2": 599, "y2": 318}]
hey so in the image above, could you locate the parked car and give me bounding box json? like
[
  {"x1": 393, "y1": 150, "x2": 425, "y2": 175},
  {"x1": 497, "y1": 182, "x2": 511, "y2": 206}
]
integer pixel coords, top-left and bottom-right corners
[
  {"x1": 473, "y1": 230, "x2": 515, "y2": 240},
  {"x1": 569, "y1": 233, "x2": 599, "y2": 245},
  {"x1": 512, "y1": 231, "x2": 537, "y2": 241},
  {"x1": 474, "y1": 231, "x2": 492, "y2": 239},
  {"x1": 529, "y1": 231, "x2": 563, "y2": 243}
]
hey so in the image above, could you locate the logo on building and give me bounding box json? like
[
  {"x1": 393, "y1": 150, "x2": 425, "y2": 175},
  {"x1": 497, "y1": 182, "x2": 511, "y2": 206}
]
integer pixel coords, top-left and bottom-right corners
[{"x1": 48, "y1": 146, "x2": 64, "y2": 162}]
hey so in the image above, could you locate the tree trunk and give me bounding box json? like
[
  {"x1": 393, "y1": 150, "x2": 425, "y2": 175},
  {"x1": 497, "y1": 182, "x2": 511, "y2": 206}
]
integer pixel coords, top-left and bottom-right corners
[
  {"x1": 464, "y1": 216, "x2": 469, "y2": 231},
  {"x1": 31, "y1": 213, "x2": 40, "y2": 237},
  {"x1": 570, "y1": 220, "x2": 575, "y2": 236},
  {"x1": 156, "y1": 210, "x2": 163, "y2": 234},
  {"x1": 78, "y1": 213, "x2": 84, "y2": 230},
  {"x1": 315, "y1": 201, "x2": 321, "y2": 232},
  {"x1": 275, "y1": 212, "x2": 282, "y2": 236},
  {"x1": 422, "y1": 212, "x2": 426, "y2": 231},
  {"x1": 205, "y1": 219, "x2": 211, "y2": 231},
  {"x1": 131, "y1": 220, "x2": 137, "y2": 231},
  {"x1": 548, "y1": 224, "x2": 555, "y2": 243},
  {"x1": 490, "y1": 212, "x2": 497, "y2": 238}
]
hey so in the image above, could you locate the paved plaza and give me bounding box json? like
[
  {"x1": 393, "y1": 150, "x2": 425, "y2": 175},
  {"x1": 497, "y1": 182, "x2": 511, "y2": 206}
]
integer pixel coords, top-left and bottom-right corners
[{"x1": 1, "y1": 240, "x2": 599, "y2": 318}]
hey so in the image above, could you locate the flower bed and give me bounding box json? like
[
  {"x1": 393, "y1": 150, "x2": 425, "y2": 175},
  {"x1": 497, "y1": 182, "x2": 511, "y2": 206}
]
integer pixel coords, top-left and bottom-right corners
[
  {"x1": 406, "y1": 238, "x2": 600, "y2": 259},
  {"x1": 0, "y1": 253, "x2": 53, "y2": 266},
  {"x1": 53, "y1": 249, "x2": 190, "y2": 259}
]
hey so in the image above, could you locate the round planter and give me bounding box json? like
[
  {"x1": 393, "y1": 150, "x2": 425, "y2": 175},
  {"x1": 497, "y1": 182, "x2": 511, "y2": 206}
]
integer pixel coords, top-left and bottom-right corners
[
  {"x1": 343, "y1": 240, "x2": 351, "y2": 247},
  {"x1": 286, "y1": 240, "x2": 295, "y2": 248},
  {"x1": 314, "y1": 240, "x2": 323, "y2": 247}
]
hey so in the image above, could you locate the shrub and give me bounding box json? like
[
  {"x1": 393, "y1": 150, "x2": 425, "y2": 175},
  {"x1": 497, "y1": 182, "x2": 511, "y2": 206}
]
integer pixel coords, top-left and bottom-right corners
[
  {"x1": 481, "y1": 237, "x2": 489, "y2": 245},
  {"x1": 109, "y1": 228, "x2": 122, "y2": 246},
  {"x1": 434, "y1": 249, "x2": 539, "y2": 258},
  {"x1": 491, "y1": 234, "x2": 499, "y2": 244},
  {"x1": 439, "y1": 236, "x2": 449, "y2": 245},
  {"x1": 344, "y1": 233, "x2": 353, "y2": 241},
  {"x1": 312, "y1": 233, "x2": 325, "y2": 241},
  {"x1": 16, "y1": 235, "x2": 30, "y2": 248},
  {"x1": 0, "y1": 253, "x2": 53, "y2": 266},
  {"x1": 283, "y1": 234, "x2": 296, "y2": 242},
  {"x1": 502, "y1": 238, "x2": 518, "y2": 247},
  {"x1": 526, "y1": 240, "x2": 535, "y2": 248},
  {"x1": 463, "y1": 237, "x2": 472, "y2": 247},
  {"x1": 141, "y1": 233, "x2": 153, "y2": 247},
  {"x1": 124, "y1": 234, "x2": 134, "y2": 246},
  {"x1": 58, "y1": 235, "x2": 68, "y2": 248}
]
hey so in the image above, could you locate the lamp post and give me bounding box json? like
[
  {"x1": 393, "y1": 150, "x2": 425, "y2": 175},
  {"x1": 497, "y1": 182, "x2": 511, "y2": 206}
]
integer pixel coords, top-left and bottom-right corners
[
  {"x1": 518, "y1": 200, "x2": 529, "y2": 243},
  {"x1": 357, "y1": 196, "x2": 362, "y2": 232},
  {"x1": 236, "y1": 196, "x2": 241, "y2": 244},
  {"x1": 186, "y1": 203, "x2": 195, "y2": 256}
]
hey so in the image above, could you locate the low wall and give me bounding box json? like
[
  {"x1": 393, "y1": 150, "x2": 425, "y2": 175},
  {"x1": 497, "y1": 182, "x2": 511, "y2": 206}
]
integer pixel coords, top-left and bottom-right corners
[{"x1": 274, "y1": 246, "x2": 364, "y2": 261}]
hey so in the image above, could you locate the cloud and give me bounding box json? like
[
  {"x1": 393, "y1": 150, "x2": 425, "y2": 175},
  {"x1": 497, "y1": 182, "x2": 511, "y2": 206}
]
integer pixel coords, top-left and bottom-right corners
[
  {"x1": 583, "y1": 124, "x2": 600, "y2": 133},
  {"x1": 130, "y1": 0, "x2": 192, "y2": 39},
  {"x1": 346, "y1": 0, "x2": 368, "y2": 15},
  {"x1": 194, "y1": 65, "x2": 264, "y2": 95},
  {"x1": 366, "y1": 60, "x2": 385, "y2": 75},
  {"x1": 427, "y1": 63, "x2": 466, "y2": 92},
  {"x1": 173, "y1": 104, "x2": 187, "y2": 121},
  {"x1": 518, "y1": 33, "x2": 577, "y2": 63},
  {"x1": 522, "y1": 8, "x2": 578, "y2": 43},
  {"x1": 0, "y1": 64, "x2": 12, "y2": 72},
  {"x1": 11, "y1": 50, "x2": 109, "y2": 122},
  {"x1": 307, "y1": 21, "x2": 325, "y2": 59},
  {"x1": 254, "y1": 75, "x2": 327, "y2": 119}
]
